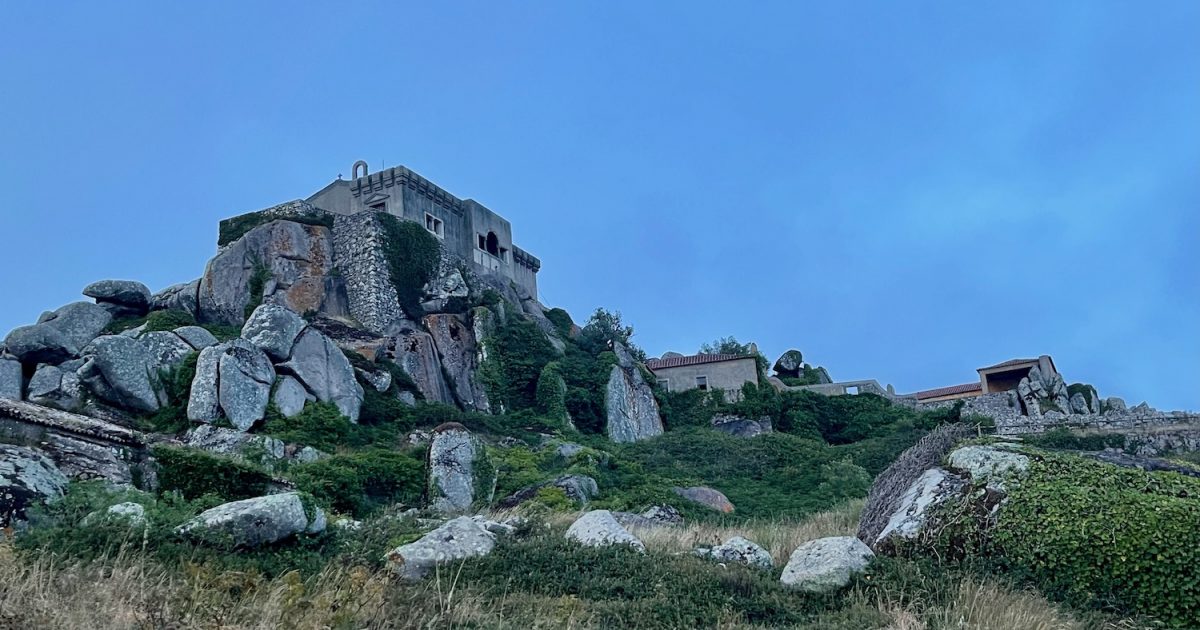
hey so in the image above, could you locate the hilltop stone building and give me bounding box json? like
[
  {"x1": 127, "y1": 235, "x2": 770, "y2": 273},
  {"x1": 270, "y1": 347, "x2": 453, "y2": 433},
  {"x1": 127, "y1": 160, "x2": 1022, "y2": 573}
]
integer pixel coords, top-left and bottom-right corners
[
  {"x1": 911, "y1": 355, "x2": 1058, "y2": 403},
  {"x1": 307, "y1": 161, "x2": 541, "y2": 299},
  {"x1": 645, "y1": 353, "x2": 759, "y2": 399}
]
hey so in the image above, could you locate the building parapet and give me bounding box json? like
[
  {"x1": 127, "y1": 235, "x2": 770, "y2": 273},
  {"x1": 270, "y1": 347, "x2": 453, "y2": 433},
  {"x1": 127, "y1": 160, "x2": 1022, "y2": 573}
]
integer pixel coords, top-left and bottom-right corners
[{"x1": 350, "y1": 166, "x2": 465, "y2": 218}]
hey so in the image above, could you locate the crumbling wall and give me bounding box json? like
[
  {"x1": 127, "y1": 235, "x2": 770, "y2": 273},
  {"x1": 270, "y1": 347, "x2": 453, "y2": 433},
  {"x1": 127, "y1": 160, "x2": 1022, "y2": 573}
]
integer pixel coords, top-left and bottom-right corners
[{"x1": 332, "y1": 212, "x2": 405, "y2": 335}]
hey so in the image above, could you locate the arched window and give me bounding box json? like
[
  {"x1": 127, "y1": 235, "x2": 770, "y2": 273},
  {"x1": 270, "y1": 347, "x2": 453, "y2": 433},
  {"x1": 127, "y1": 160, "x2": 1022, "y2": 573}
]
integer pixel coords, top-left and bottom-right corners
[{"x1": 486, "y1": 231, "x2": 499, "y2": 257}]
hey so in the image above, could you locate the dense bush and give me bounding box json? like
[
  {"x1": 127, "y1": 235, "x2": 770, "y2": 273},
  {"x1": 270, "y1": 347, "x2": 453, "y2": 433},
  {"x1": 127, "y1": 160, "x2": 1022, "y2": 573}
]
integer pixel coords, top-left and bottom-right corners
[
  {"x1": 534, "y1": 361, "x2": 569, "y2": 426},
  {"x1": 290, "y1": 449, "x2": 424, "y2": 517},
  {"x1": 483, "y1": 313, "x2": 558, "y2": 411},
  {"x1": 377, "y1": 213, "x2": 440, "y2": 316},
  {"x1": 990, "y1": 451, "x2": 1200, "y2": 626},
  {"x1": 143, "y1": 309, "x2": 197, "y2": 332},
  {"x1": 259, "y1": 402, "x2": 355, "y2": 452},
  {"x1": 1023, "y1": 427, "x2": 1125, "y2": 451},
  {"x1": 217, "y1": 209, "x2": 334, "y2": 247},
  {"x1": 544, "y1": 307, "x2": 574, "y2": 338},
  {"x1": 151, "y1": 445, "x2": 275, "y2": 501}
]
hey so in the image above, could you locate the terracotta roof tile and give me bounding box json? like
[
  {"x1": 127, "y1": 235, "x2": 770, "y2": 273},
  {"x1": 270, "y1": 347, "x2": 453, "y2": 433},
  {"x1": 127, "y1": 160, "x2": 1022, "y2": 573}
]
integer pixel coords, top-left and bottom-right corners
[
  {"x1": 912, "y1": 382, "x2": 982, "y2": 400},
  {"x1": 644, "y1": 353, "x2": 755, "y2": 370}
]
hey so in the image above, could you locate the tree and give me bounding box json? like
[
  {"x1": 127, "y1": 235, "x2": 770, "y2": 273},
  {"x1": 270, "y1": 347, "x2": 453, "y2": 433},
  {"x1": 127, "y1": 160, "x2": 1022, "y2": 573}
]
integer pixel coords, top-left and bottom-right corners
[
  {"x1": 581, "y1": 307, "x2": 646, "y2": 361},
  {"x1": 699, "y1": 336, "x2": 755, "y2": 355}
]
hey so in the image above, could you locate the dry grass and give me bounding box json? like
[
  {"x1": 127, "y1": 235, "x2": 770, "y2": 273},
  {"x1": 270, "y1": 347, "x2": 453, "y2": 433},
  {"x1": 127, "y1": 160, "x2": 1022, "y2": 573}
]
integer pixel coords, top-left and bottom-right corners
[{"x1": 625, "y1": 499, "x2": 864, "y2": 565}]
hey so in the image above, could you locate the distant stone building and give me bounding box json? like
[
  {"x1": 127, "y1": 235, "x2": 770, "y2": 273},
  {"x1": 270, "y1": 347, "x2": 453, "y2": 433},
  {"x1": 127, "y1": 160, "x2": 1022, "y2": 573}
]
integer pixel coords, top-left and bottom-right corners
[
  {"x1": 645, "y1": 353, "x2": 759, "y2": 399},
  {"x1": 910, "y1": 355, "x2": 1058, "y2": 403},
  {"x1": 307, "y1": 162, "x2": 541, "y2": 299}
]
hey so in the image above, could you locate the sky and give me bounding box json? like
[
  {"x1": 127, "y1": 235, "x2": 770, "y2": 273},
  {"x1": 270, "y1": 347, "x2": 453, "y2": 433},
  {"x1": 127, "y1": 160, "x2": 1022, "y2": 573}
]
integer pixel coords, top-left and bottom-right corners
[{"x1": 1, "y1": 2, "x2": 1197, "y2": 410}]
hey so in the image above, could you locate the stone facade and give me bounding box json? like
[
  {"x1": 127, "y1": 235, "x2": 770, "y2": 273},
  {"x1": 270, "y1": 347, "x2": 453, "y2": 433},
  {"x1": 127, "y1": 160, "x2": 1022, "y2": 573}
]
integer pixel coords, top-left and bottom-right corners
[
  {"x1": 308, "y1": 164, "x2": 540, "y2": 300},
  {"x1": 645, "y1": 354, "x2": 759, "y2": 400},
  {"x1": 331, "y1": 211, "x2": 405, "y2": 335}
]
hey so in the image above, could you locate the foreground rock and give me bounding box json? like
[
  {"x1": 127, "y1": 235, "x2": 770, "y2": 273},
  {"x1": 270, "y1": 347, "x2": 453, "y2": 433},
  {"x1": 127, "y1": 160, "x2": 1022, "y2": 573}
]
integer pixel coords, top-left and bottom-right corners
[
  {"x1": 945, "y1": 445, "x2": 1029, "y2": 490},
  {"x1": 385, "y1": 516, "x2": 497, "y2": 580},
  {"x1": 4, "y1": 302, "x2": 111, "y2": 364},
  {"x1": 873, "y1": 467, "x2": 966, "y2": 546},
  {"x1": 780, "y1": 537, "x2": 874, "y2": 593},
  {"x1": 604, "y1": 342, "x2": 663, "y2": 443},
  {"x1": 176, "y1": 492, "x2": 325, "y2": 547},
  {"x1": 673, "y1": 486, "x2": 734, "y2": 513},
  {"x1": 79, "y1": 335, "x2": 166, "y2": 413},
  {"x1": 83, "y1": 280, "x2": 152, "y2": 318},
  {"x1": 565, "y1": 509, "x2": 645, "y2": 552},
  {"x1": 694, "y1": 536, "x2": 773, "y2": 569},
  {"x1": 0, "y1": 444, "x2": 69, "y2": 527},
  {"x1": 187, "y1": 339, "x2": 275, "y2": 431},
  {"x1": 427, "y1": 423, "x2": 485, "y2": 514}
]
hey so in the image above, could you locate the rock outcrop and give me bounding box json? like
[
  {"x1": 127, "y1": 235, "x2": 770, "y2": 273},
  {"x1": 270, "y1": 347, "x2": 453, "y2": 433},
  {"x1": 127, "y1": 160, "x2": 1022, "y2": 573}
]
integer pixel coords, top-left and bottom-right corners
[
  {"x1": 780, "y1": 537, "x2": 874, "y2": 593},
  {"x1": 187, "y1": 339, "x2": 275, "y2": 431},
  {"x1": 278, "y1": 328, "x2": 363, "y2": 422},
  {"x1": 176, "y1": 492, "x2": 325, "y2": 547},
  {"x1": 79, "y1": 335, "x2": 166, "y2": 413},
  {"x1": 711, "y1": 414, "x2": 772, "y2": 438},
  {"x1": 673, "y1": 486, "x2": 734, "y2": 513},
  {"x1": 498, "y1": 474, "x2": 599, "y2": 508},
  {"x1": 385, "y1": 515, "x2": 497, "y2": 580},
  {"x1": 391, "y1": 328, "x2": 455, "y2": 405},
  {"x1": 565, "y1": 509, "x2": 645, "y2": 552},
  {"x1": 427, "y1": 423, "x2": 486, "y2": 514},
  {"x1": 0, "y1": 444, "x2": 68, "y2": 527},
  {"x1": 604, "y1": 342, "x2": 663, "y2": 443},
  {"x1": 198, "y1": 219, "x2": 348, "y2": 326},
  {"x1": 424, "y1": 313, "x2": 490, "y2": 412},
  {"x1": 694, "y1": 536, "x2": 773, "y2": 570},
  {"x1": 4, "y1": 301, "x2": 111, "y2": 364},
  {"x1": 773, "y1": 350, "x2": 804, "y2": 377},
  {"x1": 83, "y1": 280, "x2": 152, "y2": 318},
  {"x1": 0, "y1": 358, "x2": 21, "y2": 400}
]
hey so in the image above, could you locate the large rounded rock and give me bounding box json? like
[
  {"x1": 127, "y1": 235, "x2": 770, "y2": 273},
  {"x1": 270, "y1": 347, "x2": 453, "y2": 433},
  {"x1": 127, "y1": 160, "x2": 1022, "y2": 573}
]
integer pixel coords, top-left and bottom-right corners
[
  {"x1": 83, "y1": 280, "x2": 152, "y2": 316},
  {"x1": 565, "y1": 509, "x2": 645, "y2": 552},
  {"x1": 80, "y1": 335, "x2": 165, "y2": 413},
  {"x1": 278, "y1": 328, "x2": 362, "y2": 422},
  {"x1": 187, "y1": 339, "x2": 275, "y2": 431},
  {"x1": 173, "y1": 326, "x2": 218, "y2": 351},
  {"x1": 385, "y1": 516, "x2": 497, "y2": 580},
  {"x1": 946, "y1": 445, "x2": 1029, "y2": 490},
  {"x1": 4, "y1": 302, "x2": 112, "y2": 364},
  {"x1": 183, "y1": 424, "x2": 285, "y2": 465},
  {"x1": 0, "y1": 444, "x2": 68, "y2": 527},
  {"x1": 176, "y1": 492, "x2": 324, "y2": 547},
  {"x1": 140, "y1": 331, "x2": 195, "y2": 370},
  {"x1": 26, "y1": 364, "x2": 85, "y2": 412},
  {"x1": 673, "y1": 486, "x2": 734, "y2": 513},
  {"x1": 241, "y1": 304, "x2": 306, "y2": 362},
  {"x1": 773, "y1": 350, "x2": 804, "y2": 377},
  {"x1": 780, "y1": 537, "x2": 874, "y2": 593},
  {"x1": 150, "y1": 280, "x2": 201, "y2": 318},
  {"x1": 272, "y1": 375, "x2": 312, "y2": 418},
  {"x1": 197, "y1": 220, "x2": 348, "y2": 325},
  {"x1": 427, "y1": 424, "x2": 484, "y2": 514}
]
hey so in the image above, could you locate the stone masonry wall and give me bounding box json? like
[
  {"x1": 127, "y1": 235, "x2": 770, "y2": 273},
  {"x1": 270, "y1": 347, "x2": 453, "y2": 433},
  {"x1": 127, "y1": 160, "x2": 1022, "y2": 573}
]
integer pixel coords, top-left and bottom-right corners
[{"x1": 332, "y1": 211, "x2": 405, "y2": 335}]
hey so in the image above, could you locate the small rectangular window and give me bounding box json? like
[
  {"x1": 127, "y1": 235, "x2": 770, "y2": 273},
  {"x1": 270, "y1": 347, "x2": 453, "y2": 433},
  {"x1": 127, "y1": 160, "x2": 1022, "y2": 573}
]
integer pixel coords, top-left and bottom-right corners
[
  {"x1": 424, "y1": 213, "x2": 444, "y2": 238},
  {"x1": 696, "y1": 375, "x2": 708, "y2": 390},
  {"x1": 478, "y1": 235, "x2": 486, "y2": 250},
  {"x1": 369, "y1": 201, "x2": 386, "y2": 212},
  {"x1": 657, "y1": 378, "x2": 670, "y2": 392}
]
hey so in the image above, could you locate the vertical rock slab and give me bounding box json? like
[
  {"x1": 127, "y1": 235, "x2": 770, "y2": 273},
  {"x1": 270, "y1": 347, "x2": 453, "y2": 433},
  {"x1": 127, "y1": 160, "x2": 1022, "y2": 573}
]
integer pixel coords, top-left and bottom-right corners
[
  {"x1": 604, "y1": 342, "x2": 663, "y2": 443},
  {"x1": 80, "y1": 335, "x2": 165, "y2": 413},
  {"x1": 278, "y1": 328, "x2": 363, "y2": 423},
  {"x1": 423, "y1": 313, "x2": 490, "y2": 413},
  {"x1": 0, "y1": 358, "x2": 22, "y2": 400},
  {"x1": 391, "y1": 329, "x2": 455, "y2": 405},
  {"x1": 427, "y1": 423, "x2": 486, "y2": 514}
]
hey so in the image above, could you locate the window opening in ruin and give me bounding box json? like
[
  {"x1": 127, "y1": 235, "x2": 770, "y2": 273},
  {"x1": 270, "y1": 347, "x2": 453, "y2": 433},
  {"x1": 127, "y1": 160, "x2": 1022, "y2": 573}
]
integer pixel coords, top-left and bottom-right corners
[
  {"x1": 486, "y1": 231, "x2": 500, "y2": 256},
  {"x1": 478, "y1": 234, "x2": 487, "y2": 250},
  {"x1": 657, "y1": 378, "x2": 670, "y2": 392},
  {"x1": 696, "y1": 375, "x2": 708, "y2": 390},
  {"x1": 369, "y1": 201, "x2": 386, "y2": 212},
  {"x1": 425, "y1": 213, "x2": 444, "y2": 238}
]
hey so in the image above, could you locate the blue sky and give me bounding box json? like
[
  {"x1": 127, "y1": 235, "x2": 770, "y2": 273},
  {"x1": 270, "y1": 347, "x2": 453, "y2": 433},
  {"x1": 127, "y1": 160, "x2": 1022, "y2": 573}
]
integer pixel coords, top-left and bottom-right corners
[{"x1": 1, "y1": 2, "x2": 1196, "y2": 409}]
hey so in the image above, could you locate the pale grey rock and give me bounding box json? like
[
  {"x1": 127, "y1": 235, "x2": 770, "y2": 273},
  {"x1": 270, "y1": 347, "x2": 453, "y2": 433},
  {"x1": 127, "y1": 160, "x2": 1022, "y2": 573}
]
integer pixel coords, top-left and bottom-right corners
[
  {"x1": 173, "y1": 326, "x2": 218, "y2": 351},
  {"x1": 1132, "y1": 402, "x2": 1154, "y2": 414},
  {"x1": 498, "y1": 474, "x2": 599, "y2": 508},
  {"x1": 428, "y1": 426, "x2": 481, "y2": 514},
  {"x1": 565, "y1": 510, "x2": 644, "y2": 552},
  {"x1": 151, "y1": 280, "x2": 200, "y2": 317},
  {"x1": 0, "y1": 358, "x2": 21, "y2": 400},
  {"x1": 405, "y1": 430, "x2": 432, "y2": 448},
  {"x1": 673, "y1": 486, "x2": 735, "y2": 513},
  {"x1": 695, "y1": 536, "x2": 773, "y2": 570},
  {"x1": 0, "y1": 444, "x2": 68, "y2": 527},
  {"x1": 84, "y1": 502, "x2": 147, "y2": 528},
  {"x1": 423, "y1": 313, "x2": 489, "y2": 412},
  {"x1": 218, "y1": 340, "x2": 275, "y2": 431},
  {"x1": 554, "y1": 442, "x2": 585, "y2": 458},
  {"x1": 241, "y1": 304, "x2": 307, "y2": 361},
  {"x1": 947, "y1": 445, "x2": 1029, "y2": 489},
  {"x1": 640, "y1": 504, "x2": 683, "y2": 525},
  {"x1": 119, "y1": 323, "x2": 147, "y2": 338},
  {"x1": 604, "y1": 342, "x2": 663, "y2": 443},
  {"x1": 278, "y1": 328, "x2": 362, "y2": 422},
  {"x1": 272, "y1": 375, "x2": 311, "y2": 418},
  {"x1": 140, "y1": 331, "x2": 194, "y2": 370},
  {"x1": 773, "y1": 350, "x2": 804, "y2": 377},
  {"x1": 26, "y1": 364, "x2": 85, "y2": 411},
  {"x1": 712, "y1": 414, "x2": 772, "y2": 438},
  {"x1": 83, "y1": 280, "x2": 152, "y2": 314},
  {"x1": 355, "y1": 367, "x2": 392, "y2": 393},
  {"x1": 397, "y1": 391, "x2": 417, "y2": 406},
  {"x1": 198, "y1": 220, "x2": 347, "y2": 325},
  {"x1": 391, "y1": 329, "x2": 455, "y2": 405},
  {"x1": 1104, "y1": 397, "x2": 1127, "y2": 414},
  {"x1": 781, "y1": 537, "x2": 874, "y2": 592},
  {"x1": 294, "y1": 446, "x2": 325, "y2": 463},
  {"x1": 874, "y1": 467, "x2": 967, "y2": 545},
  {"x1": 183, "y1": 424, "x2": 285, "y2": 463},
  {"x1": 81, "y1": 335, "x2": 165, "y2": 413},
  {"x1": 419, "y1": 261, "x2": 470, "y2": 313},
  {"x1": 5, "y1": 302, "x2": 113, "y2": 364},
  {"x1": 385, "y1": 516, "x2": 497, "y2": 580},
  {"x1": 187, "y1": 340, "x2": 275, "y2": 429},
  {"x1": 176, "y1": 492, "x2": 324, "y2": 547},
  {"x1": 1070, "y1": 392, "x2": 1091, "y2": 415}
]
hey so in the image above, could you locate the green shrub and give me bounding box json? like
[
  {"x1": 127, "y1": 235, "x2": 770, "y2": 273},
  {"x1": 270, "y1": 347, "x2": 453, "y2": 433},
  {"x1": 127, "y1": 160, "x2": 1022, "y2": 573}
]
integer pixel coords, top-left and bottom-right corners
[
  {"x1": 1024, "y1": 427, "x2": 1125, "y2": 451},
  {"x1": 657, "y1": 388, "x2": 717, "y2": 430},
  {"x1": 534, "y1": 362, "x2": 570, "y2": 426},
  {"x1": 290, "y1": 449, "x2": 424, "y2": 517},
  {"x1": 1066, "y1": 383, "x2": 1100, "y2": 410},
  {"x1": 989, "y1": 451, "x2": 1200, "y2": 626},
  {"x1": 151, "y1": 445, "x2": 274, "y2": 501},
  {"x1": 217, "y1": 209, "x2": 333, "y2": 247},
  {"x1": 259, "y1": 402, "x2": 353, "y2": 452},
  {"x1": 545, "y1": 307, "x2": 574, "y2": 338},
  {"x1": 486, "y1": 314, "x2": 558, "y2": 411},
  {"x1": 144, "y1": 309, "x2": 197, "y2": 332},
  {"x1": 103, "y1": 315, "x2": 148, "y2": 334},
  {"x1": 377, "y1": 213, "x2": 440, "y2": 316}
]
